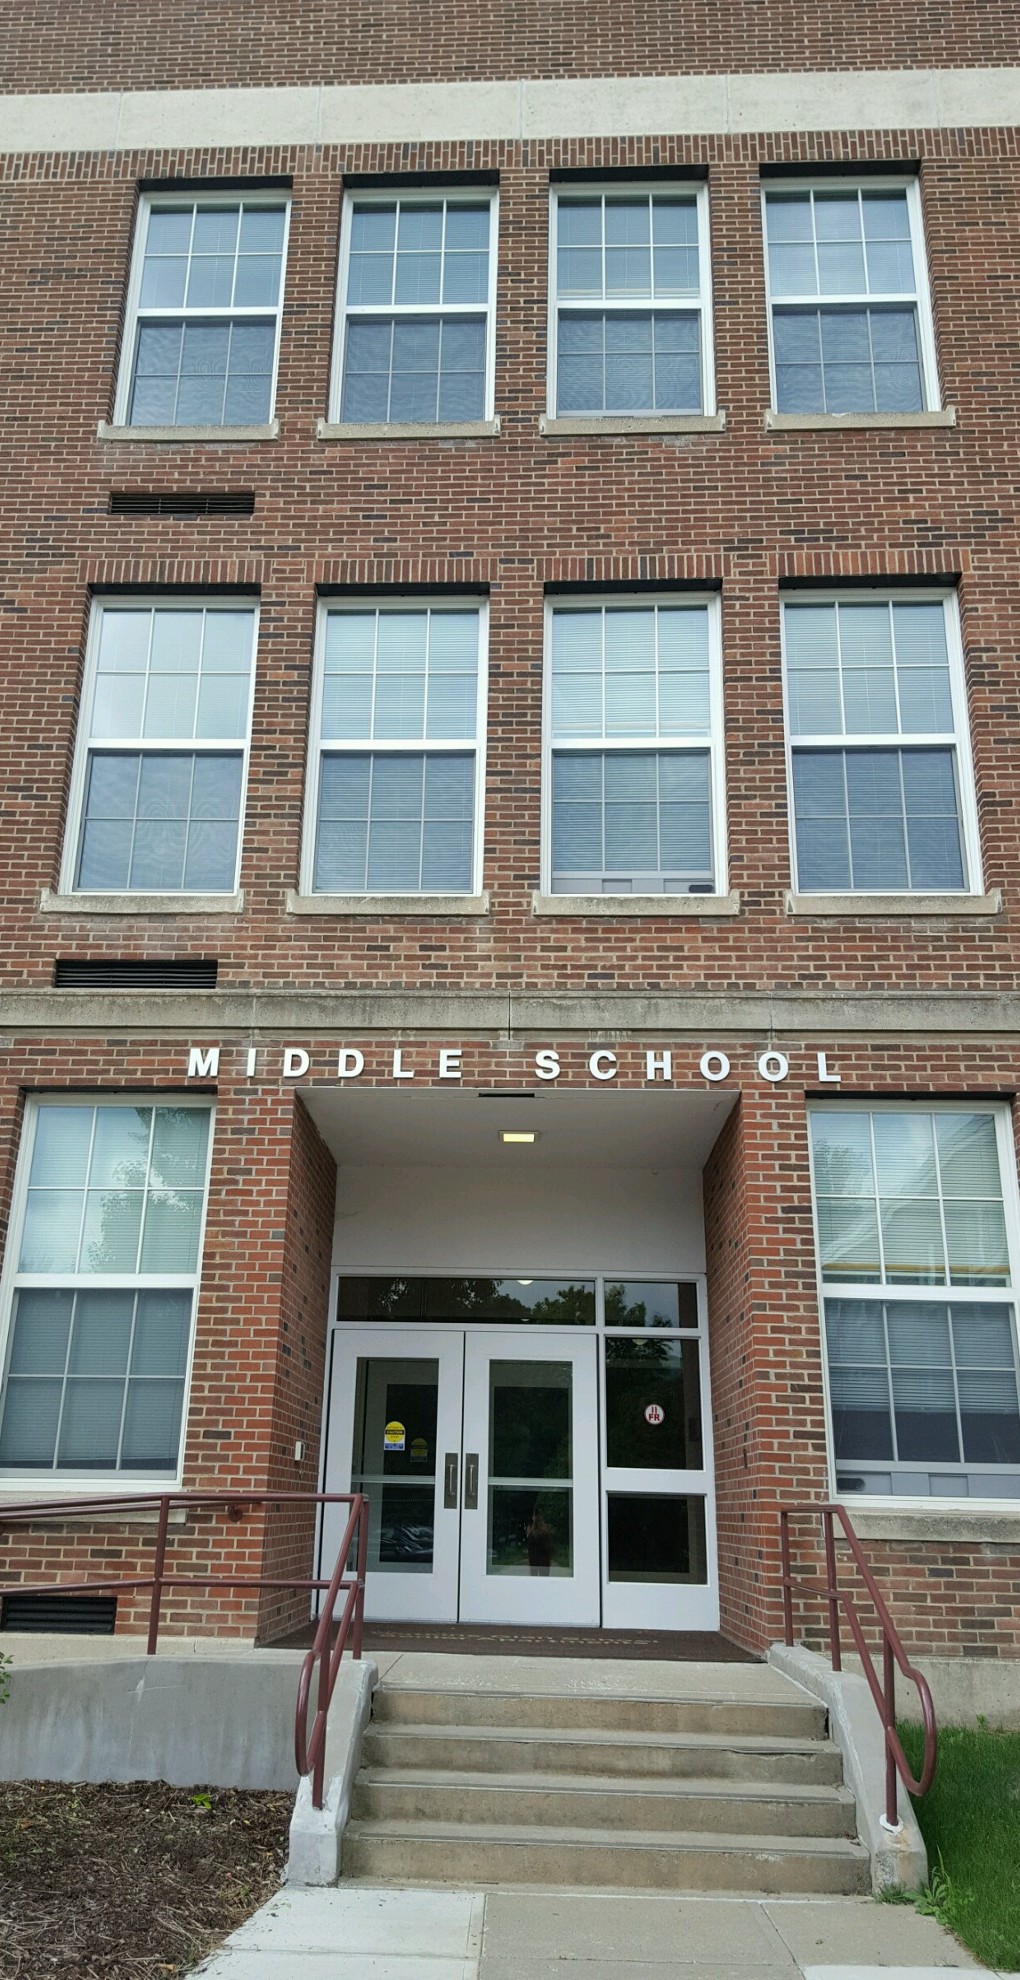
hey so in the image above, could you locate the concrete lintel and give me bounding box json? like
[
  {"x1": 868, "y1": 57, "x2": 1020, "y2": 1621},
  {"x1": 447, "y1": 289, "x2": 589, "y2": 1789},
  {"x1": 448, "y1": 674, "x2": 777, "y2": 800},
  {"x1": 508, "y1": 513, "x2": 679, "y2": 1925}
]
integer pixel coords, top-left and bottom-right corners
[
  {"x1": 768, "y1": 1642, "x2": 927, "y2": 1894},
  {"x1": 40, "y1": 889, "x2": 245, "y2": 917},
  {"x1": 532, "y1": 891, "x2": 741, "y2": 917},
  {"x1": 316, "y1": 417, "x2": 499, "y2": 441},
  {"x1": 785, "y1": 889, "x2": 1002, "y2": 918},
  {"x1": 286, "y1": 889, "x2": 489, "y2": 917},
  {"x1": 9, "y1": 986, "x2": 1020, "y2": 1040},
  {"x1": 288, "y1": 1657, "x2": 377, "y2": 1886},
  {"x1": 540, "y1": 412, "x2": 727, "y2": 437},
  {"x1": 5, "y1": 72, "x2": 1020, "y2": 157},
  {"x1": 766, "y1": 409, "x2": 957, "y2": 432},
  {"x1": 97, "y1": 421, "x2": 279, "y2": 443}
]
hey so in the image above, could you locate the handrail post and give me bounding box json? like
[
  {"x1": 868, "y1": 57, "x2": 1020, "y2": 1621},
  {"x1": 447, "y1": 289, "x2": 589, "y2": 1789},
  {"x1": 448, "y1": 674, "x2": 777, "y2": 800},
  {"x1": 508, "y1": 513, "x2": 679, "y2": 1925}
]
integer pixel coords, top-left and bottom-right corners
[
  {"x1": 780, "y1": 1509, "x2": 794, "y2": 1646},
  {"x1": 352, "y1": 1494, "x2": 367, "y2": 1661},
  {"x1": 146, "y1": 1493, "x2": 171, "y2": 1656},
  {"x1": 822, "y1": 1507, "x2": 842, "y2": 1671},
  {"x1": 883, "y1": 1635, "x2": 898, "y2": 1828}
]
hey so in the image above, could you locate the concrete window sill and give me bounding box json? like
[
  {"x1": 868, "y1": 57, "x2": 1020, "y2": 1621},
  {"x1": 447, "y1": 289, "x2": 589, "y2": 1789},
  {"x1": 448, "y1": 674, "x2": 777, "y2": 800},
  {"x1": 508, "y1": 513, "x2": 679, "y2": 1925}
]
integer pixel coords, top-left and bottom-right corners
[
  {"x1": 316, "y1": 418, "x2": 500, "y2": 441},
  {"x1": 532, "y1": 890, "x2": 740, "y2": 917},
  {"x1": 0, "y1": 1493, "x2": 189, "y2": 1527},
  {"x1": 540, "y1": 412, "x2": 726, "y2": 437},
  {"x1": 98, "y1": 421, "x2": 279, "y2": 445},
  {"x1": 286, "y1": 889, "x2": 489, "y2": 917},
  {"x1": 40, "y1": 888, "x2": 245, "y2": 916},
  {"x1": 98, "y1": 421, "x2": 279, "y2": 443},
  {"x1": 785, "y1": 888, "x2": 1001, "y2": 918},
  {"x1": 847, "y1": 1504, "x2": 1020, "y2": 1545},
  {"x1": 765, "y1": 408, "x2": 956, "y2": 432}
]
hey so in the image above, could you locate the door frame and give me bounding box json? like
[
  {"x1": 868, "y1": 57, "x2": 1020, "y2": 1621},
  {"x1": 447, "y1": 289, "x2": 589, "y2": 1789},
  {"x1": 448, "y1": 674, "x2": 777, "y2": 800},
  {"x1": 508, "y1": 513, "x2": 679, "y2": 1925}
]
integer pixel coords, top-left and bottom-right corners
[{"x1": 317, "y1": 1265, "x2": 719, "y2": 1632}]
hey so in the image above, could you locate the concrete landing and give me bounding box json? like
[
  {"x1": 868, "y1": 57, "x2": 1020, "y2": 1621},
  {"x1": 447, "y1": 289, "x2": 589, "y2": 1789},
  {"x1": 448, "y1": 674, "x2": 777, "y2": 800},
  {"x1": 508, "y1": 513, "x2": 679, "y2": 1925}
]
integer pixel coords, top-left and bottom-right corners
[{"x1": 194, "y1": 1887, "x2": 995, "y2": 1979}]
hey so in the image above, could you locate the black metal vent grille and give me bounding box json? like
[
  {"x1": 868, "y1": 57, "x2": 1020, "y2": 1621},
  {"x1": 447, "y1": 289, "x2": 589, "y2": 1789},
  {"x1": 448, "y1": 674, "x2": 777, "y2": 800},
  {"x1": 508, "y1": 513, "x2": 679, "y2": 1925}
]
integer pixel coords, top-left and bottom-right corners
[
  {"x1": 109, "y1": 490, "x2": 256, "y2": 517},
  {"x1": 1, "y1": 1593, "x2": 118, "y2": 1635},
  {"x1": 54, "y1": 958, "x2": 218, "y2": 990}
]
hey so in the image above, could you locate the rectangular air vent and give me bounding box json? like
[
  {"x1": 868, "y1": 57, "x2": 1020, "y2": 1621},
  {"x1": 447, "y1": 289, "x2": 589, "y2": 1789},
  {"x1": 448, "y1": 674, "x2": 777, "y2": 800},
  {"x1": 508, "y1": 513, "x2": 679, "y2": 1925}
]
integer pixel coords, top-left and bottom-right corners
[
  {"x1": 109, "y1": 491, "x2": 256, "y2": 517},
  {"x1": 54, "y1": 958, "x2": 218, "y2": 990},
  {"x1": 1, "y1": 1593, "x2": 117, "y2": 1634}
]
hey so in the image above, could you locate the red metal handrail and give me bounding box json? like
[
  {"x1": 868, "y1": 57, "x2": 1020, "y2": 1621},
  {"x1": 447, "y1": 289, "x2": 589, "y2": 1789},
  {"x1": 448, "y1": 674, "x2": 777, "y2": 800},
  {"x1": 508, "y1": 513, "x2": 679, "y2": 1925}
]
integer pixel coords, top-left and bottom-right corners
[
  {"x1": 0, "y1": 1489, "x2": 368, "y2": 1807},
  {"x1": 294, "y1": 1495, "x2": 368, "y2": 1808},
  {"x1": 780, "y1": 1501, "x2": 937, "y2": 1829}
]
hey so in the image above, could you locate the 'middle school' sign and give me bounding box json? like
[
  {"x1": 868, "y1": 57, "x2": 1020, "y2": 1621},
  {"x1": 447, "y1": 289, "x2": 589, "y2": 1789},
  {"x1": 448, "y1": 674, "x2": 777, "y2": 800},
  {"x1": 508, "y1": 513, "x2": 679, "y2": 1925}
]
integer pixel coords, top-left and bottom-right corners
[{"x1": 184, "y1": 1043, "x2": 843, "y2": 1087}]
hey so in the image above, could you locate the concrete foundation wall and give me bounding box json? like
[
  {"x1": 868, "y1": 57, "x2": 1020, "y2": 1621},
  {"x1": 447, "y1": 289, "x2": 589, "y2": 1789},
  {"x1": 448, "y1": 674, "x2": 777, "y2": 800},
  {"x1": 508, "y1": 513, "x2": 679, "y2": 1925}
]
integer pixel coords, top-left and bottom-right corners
[{"x1": 1, "y1": 1654, "x2": 307, "y2": 1789}]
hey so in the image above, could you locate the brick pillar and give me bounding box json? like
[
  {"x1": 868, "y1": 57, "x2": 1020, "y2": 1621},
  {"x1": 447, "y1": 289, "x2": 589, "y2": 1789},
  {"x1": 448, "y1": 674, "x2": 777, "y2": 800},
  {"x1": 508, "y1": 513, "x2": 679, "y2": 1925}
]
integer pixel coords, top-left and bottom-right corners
[{"x1": 705, "y1": 1086, "x2": 830, "y2": 1654}]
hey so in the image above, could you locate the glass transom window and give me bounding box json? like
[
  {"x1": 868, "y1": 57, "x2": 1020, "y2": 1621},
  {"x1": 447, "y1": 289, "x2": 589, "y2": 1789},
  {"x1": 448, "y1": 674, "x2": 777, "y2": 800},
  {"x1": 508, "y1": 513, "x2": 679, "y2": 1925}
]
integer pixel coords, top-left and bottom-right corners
[
  {"x1": 551, "y1": 187, "x2": 713, "y2": 416},
  {"x1": 783, "y1": 596, "x2": 977, "y2": 895},
  {"x1": 0, "y1": 1100, "x2": 213, "y2": 1479},
  {"x1": 65, "y1": 601, "x2": 257, "y2": 895},
  {"x1": 306, "y1": 602, "x2": 485, "y2": 895},
  {"x1": 763, "y1": 183, "x2": 937, "y2": 414},
  {"x1": 546, "y1": 598, "x2": 723, "y2": 894},
  {"x1": 810, "y1": 1105, "x2": 1020, "y2": 1500},
  {"x1": 116, "y1": 196, "x2": 289, "y2": 428},
  {"x1": 334, "y1": 193, "x2": 496, "y2": 424}
]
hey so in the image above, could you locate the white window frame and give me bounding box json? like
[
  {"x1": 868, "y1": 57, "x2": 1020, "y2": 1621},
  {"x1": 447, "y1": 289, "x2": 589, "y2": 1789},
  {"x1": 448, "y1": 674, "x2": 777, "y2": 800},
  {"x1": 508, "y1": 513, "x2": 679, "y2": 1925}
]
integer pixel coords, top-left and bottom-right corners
[
  {"x1": 301, "y1": 597, "x2": 489, "y2": 896},
  {"x1": 60, "y1": 596, "x2": 260, "y2": 898},
  {"x1": 112, "y1": 190, "x2": 291, "y2": 429},
  {"x1": 761, "y1": 176, "x2": 940, "y2": 415},
  {"x1": 780, "y1": 589, "x2": 982, "y2": 896},
  {"x1": 541, "y1": 592, "x2": 727, "y2": 897},
  {"x1": 329, "y1": 187, "x2": 499, "y2": 425},
  {"x1": 0, "y1": 1094, "x2": 215, "y2": 1494},
  {"x1": 547, "y1": 181, "x2": 716, "y2": 418},
  {"x1": 808, "y1": 1098, "x2": 1020, "y2": 1510}
]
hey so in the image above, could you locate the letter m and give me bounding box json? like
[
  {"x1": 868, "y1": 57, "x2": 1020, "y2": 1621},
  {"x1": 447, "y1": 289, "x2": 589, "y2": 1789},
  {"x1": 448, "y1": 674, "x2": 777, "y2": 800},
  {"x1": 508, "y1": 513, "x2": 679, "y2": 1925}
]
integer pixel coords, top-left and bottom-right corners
[{"x1": 187, "y1": 1046, "x2": 220, "y2": 1079}]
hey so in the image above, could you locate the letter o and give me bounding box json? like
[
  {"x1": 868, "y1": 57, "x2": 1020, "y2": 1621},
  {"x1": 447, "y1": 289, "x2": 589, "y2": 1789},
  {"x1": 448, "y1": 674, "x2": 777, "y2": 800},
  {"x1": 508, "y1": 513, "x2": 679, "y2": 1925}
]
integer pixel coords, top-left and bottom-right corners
[
  {"x1": 699, "y1": 1051, "x2": 731, "y2": 1083},
  {"x1": 758, "y1": 1050, "x2": 790, "y2": 1084}
]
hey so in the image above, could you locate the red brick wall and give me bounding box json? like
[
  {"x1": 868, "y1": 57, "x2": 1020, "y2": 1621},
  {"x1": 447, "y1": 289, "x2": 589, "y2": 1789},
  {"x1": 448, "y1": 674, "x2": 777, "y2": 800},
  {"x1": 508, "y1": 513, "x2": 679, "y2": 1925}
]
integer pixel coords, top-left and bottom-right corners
[
  {"x1": 1, "y1": 133, "x2": 1020, "y2": 999},
  {"x1": 2, "y1": 2, "x2": 1016, "y2": 92}
]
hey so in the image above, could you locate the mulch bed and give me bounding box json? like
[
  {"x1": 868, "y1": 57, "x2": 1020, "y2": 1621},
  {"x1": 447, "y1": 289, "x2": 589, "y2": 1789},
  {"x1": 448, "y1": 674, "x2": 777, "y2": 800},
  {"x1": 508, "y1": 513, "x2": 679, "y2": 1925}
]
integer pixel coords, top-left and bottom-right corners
[{"x1": 0, "y1": 1781, "x2": 292, "y2": 1979}]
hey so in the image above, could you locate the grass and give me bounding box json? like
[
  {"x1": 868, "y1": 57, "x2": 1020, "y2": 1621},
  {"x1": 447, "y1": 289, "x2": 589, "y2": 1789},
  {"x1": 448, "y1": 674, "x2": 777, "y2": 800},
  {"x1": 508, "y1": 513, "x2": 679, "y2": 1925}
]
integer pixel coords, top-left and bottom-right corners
[{"x1": 898, "y1": 1719, "x2": 1020, "y2": 1971}]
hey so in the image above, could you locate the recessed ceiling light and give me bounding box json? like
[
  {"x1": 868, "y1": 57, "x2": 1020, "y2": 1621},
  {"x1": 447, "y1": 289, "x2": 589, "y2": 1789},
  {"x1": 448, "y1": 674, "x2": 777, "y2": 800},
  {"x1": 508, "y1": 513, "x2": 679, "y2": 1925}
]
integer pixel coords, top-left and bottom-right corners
[{"x1": 500, "y1": 1130, "x2": 537, "y2": 1145}]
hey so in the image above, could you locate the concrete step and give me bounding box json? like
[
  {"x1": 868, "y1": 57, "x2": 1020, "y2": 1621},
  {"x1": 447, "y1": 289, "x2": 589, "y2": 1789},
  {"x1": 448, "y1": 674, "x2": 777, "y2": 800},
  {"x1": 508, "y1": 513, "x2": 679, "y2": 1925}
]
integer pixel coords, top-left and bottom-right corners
[
  {"x1": 342, "y1": 1817, "x2": 871, "y2": 1895},
  {"x1": 350, "y1": 1768, "x2": 857, "y2": 1838},
  {"x1": 371, "y1": 1687, "x2": 827, "y2": 1740},
  {"x1": 360, "y1": 1723, "x2": 845, "y2": 1786}
]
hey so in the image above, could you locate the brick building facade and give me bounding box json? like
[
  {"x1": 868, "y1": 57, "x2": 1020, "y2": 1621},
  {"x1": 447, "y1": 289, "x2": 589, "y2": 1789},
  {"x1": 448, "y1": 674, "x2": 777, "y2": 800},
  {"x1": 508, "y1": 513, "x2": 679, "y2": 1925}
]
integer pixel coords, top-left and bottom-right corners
[{"x1": 2, "y1": 4, "x2": 1020, "y2": 1682}]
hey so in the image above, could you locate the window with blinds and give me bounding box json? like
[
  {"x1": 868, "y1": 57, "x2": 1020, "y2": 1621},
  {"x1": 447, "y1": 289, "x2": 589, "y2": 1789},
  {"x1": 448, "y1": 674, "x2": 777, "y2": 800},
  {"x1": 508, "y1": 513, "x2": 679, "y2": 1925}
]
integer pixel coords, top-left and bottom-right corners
[
  {"x1": 544, "y1": 596, "x2": 725, "y2": 895},
  {"x1": 305, "y1": 600, "x2": 486, "y2": 896},
  {"x1": 0, "y1": 1099, "x2": 213, "y2": 1482},
  {"x1": 809, "y1": 1105, "x2": 1020, "y2": 1500}
]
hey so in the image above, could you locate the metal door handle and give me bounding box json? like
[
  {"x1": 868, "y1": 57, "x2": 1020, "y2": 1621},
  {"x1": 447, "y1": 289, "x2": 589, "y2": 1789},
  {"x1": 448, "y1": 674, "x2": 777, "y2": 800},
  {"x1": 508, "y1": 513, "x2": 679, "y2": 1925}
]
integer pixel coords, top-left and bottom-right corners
[
  {"x1": 464, "y1": 1452, "x2": 479, "y2": 1510},
  {"x1": 443, "y1": 1452, "x2": 459, "y2": 1509}
]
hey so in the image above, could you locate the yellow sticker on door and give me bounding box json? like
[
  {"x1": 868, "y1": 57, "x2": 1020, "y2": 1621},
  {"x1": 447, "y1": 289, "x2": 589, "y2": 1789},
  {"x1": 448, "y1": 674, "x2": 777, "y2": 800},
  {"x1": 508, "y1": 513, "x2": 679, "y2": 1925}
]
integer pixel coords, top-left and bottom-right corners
[{"x1": 384, "y1": 1421, "x2": 406, "y2": 1452}]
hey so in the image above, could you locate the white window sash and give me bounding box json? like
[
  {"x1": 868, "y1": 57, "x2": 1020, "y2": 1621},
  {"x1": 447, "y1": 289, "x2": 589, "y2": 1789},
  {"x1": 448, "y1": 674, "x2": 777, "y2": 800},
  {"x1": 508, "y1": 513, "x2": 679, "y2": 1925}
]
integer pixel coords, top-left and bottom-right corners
[
  {"x1": 780, "y1": 590, "x2": 982, "y2": 896},
  {"x1": 60, "y1": 598, "x2": 259, "y2": 897},
  {"x1": 548, "y1": 182, "x2": 716, "y2": 418},
  {"x1": 541, "y1": 593, "x2": 726, "y2": 896},
  {"x1": 330, "y1": 189, "x2": 499, "y2": 424},
  {"x1": 301, "y1": 599, "x2": 488, "y2": 894},
  {"x1": 761, "y1": 178, "x2": 940, "y2": 414},
  {"x1": 113, "y1": 193, "x2": 291, "y2": 428},
  {"x1": 808, "y1": 1101, "x2": 1020, "y2": 1503},
  {"x1": 0, "y1": 1095, "x2": 215, "y2": 1491}
]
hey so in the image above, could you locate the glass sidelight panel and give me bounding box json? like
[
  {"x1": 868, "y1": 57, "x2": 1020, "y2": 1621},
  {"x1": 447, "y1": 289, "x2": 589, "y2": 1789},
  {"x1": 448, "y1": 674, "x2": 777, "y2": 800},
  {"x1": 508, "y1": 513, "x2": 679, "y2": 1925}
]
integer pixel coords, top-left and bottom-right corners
[
  {"x1": 486, "y1": 1359, "x2": 574, "y2": 1576},
  {"x1": 605, "y1": 1336, "x2": 703, "y2": 1468},
  {"x1": 607, "y1": 1493, "x2": 708, "y2": 1583},
  {"x1": 351, "y1": 1357, "x2": 439, "y2": 1572},
  {"x1": 604, "y1": 1280, "x2": 698, "y2": 1329}
]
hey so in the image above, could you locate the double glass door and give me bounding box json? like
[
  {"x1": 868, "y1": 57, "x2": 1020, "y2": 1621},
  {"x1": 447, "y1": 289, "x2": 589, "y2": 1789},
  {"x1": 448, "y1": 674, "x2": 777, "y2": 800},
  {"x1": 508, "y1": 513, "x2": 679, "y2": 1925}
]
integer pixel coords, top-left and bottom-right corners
[{"x1": 323, "y1": 1328, "x2": 600, "y2": 1624}]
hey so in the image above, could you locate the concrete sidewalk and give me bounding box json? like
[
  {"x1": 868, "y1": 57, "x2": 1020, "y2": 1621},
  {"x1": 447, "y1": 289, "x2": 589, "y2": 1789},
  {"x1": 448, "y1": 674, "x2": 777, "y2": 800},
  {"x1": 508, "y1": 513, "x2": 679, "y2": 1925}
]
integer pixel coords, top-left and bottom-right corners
[{"x1": 194, "y1": 1885, "x2": 1001, "y2": 1979}]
